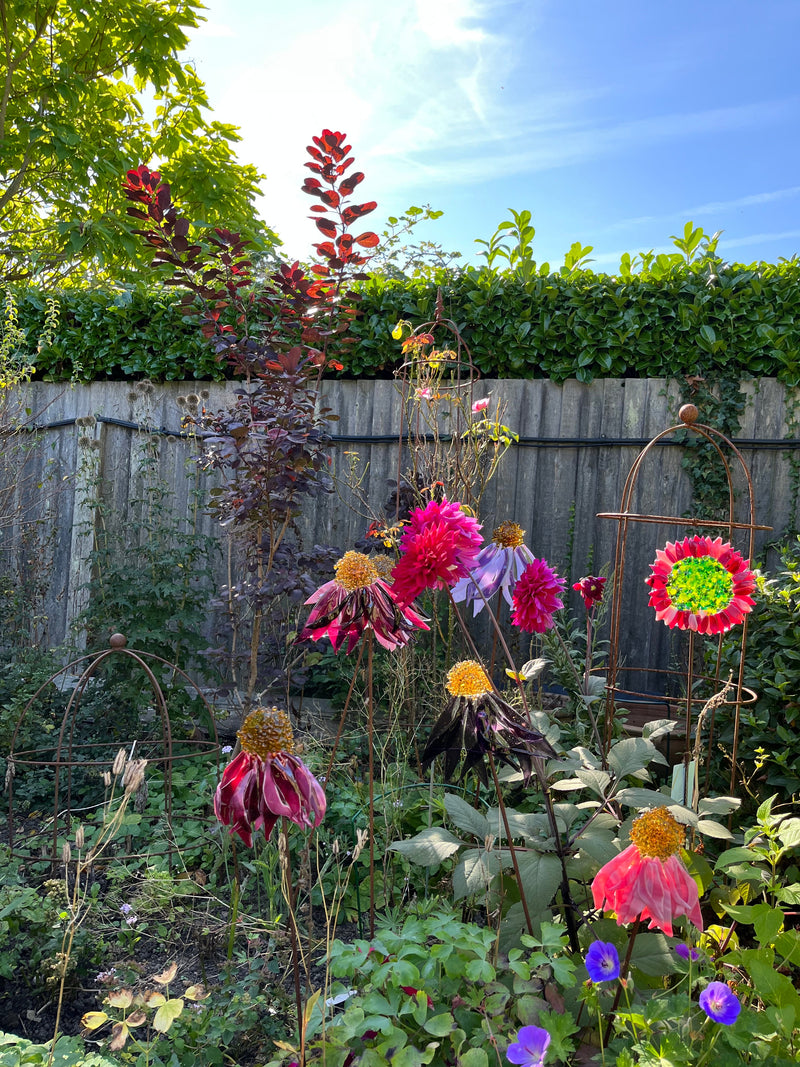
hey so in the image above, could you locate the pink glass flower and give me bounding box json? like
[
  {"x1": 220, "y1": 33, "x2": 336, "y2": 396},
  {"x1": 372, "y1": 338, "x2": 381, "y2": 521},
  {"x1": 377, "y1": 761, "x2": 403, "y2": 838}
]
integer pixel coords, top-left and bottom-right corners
[
  {"x1": 452, "y1": 520, "x2": 535, "y2": 615},
  {"x1": 299, "y1": 551, "x2": 428, "y2": 654},
  {"x1": 645, "y1": 535, "x2": 756, "y2": 634},
  {"x1": 591, "y1": 808, "x2": 703, "y2": 937},
  {"x1": 573, "y1": 575, "x2": 606, "y2": 609},
  {"x1": 391, "y1": 498, "x2": 483, "y2": 607},
  {"x1": 471, "y1": 397, "x2": 490, "y2": 414},
  {"x1": 214, "y1": 707, "x2": 326, "y2": 848},
  {"x1": 511, "y1": 557, "x2": 565, "y2": 633}
]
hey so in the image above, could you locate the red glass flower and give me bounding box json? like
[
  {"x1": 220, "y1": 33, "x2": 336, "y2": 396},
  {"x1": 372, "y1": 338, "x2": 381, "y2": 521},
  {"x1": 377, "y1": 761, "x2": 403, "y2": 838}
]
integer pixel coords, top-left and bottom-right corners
[
  {"x1": 646, "y1": 535, "x2": 756, "y2": 634},
  {"x1": 214, "y1": 707, "x2": 326, "y2": 847},
  {"x1": 299, "y1": 551, "x2": 428, "y2": 654},
  {"x1": 572, "y1": 575, "x2": 606, "y2": 609},
  {"x1": 511, "y1": 557, "x2": 565, "y2": 633},
  {"x1": 391, "y1": 499, "x2": 483, "y2": 607},
  {"x1": 591, "y1": 807, "x2": 703, "y2": 937}
]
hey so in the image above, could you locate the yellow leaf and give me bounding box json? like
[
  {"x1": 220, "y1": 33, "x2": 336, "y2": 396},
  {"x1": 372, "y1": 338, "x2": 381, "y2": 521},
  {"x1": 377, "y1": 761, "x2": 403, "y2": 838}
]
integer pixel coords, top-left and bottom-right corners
[
  {"x1": 185, "y1": 983, "x2": 210, "y2": 1001},
  {"x1": 106, "y1": 989, "x2": 133, "y2": 1009},
  {"x1": 81, "y1": 1011, "x2": 109, "y2": 1031},
  {"x1": 274, "y1": 1040, "x2": 299, "y2": 1053},
  {"x1": 153, "y1": 997, "x2": 184, "y2": 1033},
  {"x1": 152, "y1": 962, "x2": 178, "y2": 985},
  {"x1": 303, "y1": 989, "x2": 321, "y2": 1029},
  {"x1": 143, "y1": 990, "x2": 166, "y2": 1007},
  {"x1": 109, "y1": 1022, "x2": 130, "y2": 1051},
  {"x1": 127, "y1": 1010, "x2": 148, "y2": 1027}
]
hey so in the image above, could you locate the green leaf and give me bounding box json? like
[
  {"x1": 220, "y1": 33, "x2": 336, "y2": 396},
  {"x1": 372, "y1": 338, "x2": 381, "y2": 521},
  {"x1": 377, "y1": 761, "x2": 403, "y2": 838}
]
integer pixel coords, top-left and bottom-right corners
[
  {"x1": 444, "y1": 793, "x2": 490, "y2": 839},
  {"x1": 423, "y1": 1012, "x2": 455, "y2": 1037},
  {"x1": 516, "y1": 852, "x2": 563, "y2": 908},
  {"x1": 607, "y1": 737, "x2": 664, "y2": 779},
  {"x1": 458, "y1": 1050, "x2": 489, "y2": 1067},
  {"x1": 152, "y1": 997, "x2": 184, "y2": 1033},
  {"x1": 389, "y1": 828, "x2": 463, "y2": 867}
]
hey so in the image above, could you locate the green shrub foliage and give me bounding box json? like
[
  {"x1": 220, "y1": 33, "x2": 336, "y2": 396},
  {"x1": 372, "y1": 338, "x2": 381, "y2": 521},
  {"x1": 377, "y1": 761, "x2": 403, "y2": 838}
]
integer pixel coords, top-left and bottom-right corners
[{"x1": 11, "y1": 254, "x2": 800, "y2": 384}]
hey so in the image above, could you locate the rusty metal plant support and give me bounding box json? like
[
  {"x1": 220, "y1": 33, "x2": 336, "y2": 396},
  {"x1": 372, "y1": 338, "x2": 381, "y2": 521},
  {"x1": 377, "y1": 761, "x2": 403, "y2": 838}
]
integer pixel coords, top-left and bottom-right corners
[
  {"x1": 598, "y1": 404, "x2": 768, "y2": 798},
  {"x1": 6, "y1": 633, "x2": 219, "y2": 864},
  {"x1": 392, "y1": 287, "x2": 481, "y2": 518}
]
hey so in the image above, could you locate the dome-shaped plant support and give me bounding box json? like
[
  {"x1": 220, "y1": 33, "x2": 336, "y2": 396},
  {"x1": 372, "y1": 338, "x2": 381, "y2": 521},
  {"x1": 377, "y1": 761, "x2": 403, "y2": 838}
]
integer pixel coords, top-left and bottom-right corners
[
  {"x1": 598, "y1": 404, "x2": 767, "y2": 800},
  {"x1": 392, "y1": 288, "x2": 482, "y2": 517},
  {"x1": 6, "y1": 633, "x2": 219, "y2": 864}
]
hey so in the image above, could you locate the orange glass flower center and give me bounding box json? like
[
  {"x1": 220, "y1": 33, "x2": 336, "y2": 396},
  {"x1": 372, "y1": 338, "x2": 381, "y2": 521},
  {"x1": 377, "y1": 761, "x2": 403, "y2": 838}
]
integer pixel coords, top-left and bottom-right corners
[
  {"x1": 446, "y1": 660, "x2": 492, "y2": 698},
  {"x1": 629, "y1": 807, "x2": 685, "y2": 859},
  {"x1": 493, "y1": 521, "x2": 525, "y2": 548},
  {"x1": 335, "y1": 551, "x2": 378, "y2": 591},
  {"x1": 238, "y1": 707, "x2": 295, "y2": 758}
]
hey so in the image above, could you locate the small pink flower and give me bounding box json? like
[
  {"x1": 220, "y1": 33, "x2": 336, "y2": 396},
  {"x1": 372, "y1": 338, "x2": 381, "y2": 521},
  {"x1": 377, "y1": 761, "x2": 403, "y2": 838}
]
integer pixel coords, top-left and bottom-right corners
[
  {"x1": 471, "y1": 397, "x2": 490, "y2": 414},
  {"x1": 511, "y1": 558, "x2": 565, "y2": 633},
  {"x1": 415, "y1": 387, "x2": 433, "y2": 400}
]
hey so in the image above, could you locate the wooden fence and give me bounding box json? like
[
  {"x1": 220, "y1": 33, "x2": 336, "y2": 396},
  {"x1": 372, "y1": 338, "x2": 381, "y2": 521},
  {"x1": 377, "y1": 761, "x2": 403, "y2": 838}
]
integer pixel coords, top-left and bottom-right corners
[{"x1": 2, "y1": 378, "x2": 797, "y2": 687}]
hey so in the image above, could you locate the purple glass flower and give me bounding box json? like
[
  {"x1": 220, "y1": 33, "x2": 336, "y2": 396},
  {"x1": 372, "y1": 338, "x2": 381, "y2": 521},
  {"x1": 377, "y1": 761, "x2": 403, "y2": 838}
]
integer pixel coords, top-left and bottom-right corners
[
  {"x1": 585, "y1": 941, "x2": 620, "y2": 982},
  {"x1": 699, "y1": 981, "x2": 741, "y2": 1025},
  {"x1": 506, "y1": 1025, "x2": 550, "y2": 1067},
  {"x1": 675, "y1": 943, "x2": 701, "y2": 962},
  {"x1": 451, "y1": 520, "x2": 534, "y2": 615}
]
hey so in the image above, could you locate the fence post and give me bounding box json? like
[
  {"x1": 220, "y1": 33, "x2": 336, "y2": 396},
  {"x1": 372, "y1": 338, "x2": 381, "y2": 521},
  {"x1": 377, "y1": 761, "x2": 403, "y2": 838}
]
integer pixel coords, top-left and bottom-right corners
[{"x1": 66, "y1": 415, "x2": 103, "y2": 649}]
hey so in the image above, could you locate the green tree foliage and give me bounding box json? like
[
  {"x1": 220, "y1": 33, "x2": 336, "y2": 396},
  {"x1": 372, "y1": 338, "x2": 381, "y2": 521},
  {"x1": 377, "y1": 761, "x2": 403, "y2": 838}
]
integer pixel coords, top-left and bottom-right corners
[{"x1": 0, "y1": 0, "x2": 274, "y2": 282}]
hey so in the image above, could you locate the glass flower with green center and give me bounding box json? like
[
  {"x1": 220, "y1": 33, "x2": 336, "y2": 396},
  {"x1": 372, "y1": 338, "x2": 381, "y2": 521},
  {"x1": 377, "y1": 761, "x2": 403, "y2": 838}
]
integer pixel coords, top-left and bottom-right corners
[
  {"x1": 451, "y1": 520, "x2": 535, "y2": 615},
  {"x1": 213, "y1": 707, "x2": 326, "y2": 847},
  {"x1": 645, "y1": 535, "x2": 756, "y2": 634},
  {"x1": 299, "y1": 550, "x2": 428, "y2": 654},
  {"x1": 591, "y1": 807, "x2": 703, "y2": 937},
  {"x1": 421, "y1": 659, "x2": 556, "y2": 786}
]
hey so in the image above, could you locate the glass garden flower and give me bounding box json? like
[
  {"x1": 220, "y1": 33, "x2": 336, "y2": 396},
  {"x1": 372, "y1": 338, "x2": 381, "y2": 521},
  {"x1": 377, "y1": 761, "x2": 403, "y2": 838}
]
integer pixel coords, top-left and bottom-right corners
[
  {"x1": 299, "y1": 550, "x2": 428, "y2": 654},
  {"x1": 506, "y1": 1025, "x2": 550, "y2": 1067},
  {"x1": 391, "y1": 498, "x2": 483, "y2": 607},
  {"x1": 585, "y1": 941, "x2": 620, "y2": 982},
  {"x1": 451, "y1": 520, "x2": 535, "y2": 615},
  {"x1": 214, "y1": 707, "x2": 326, "y2": 848},
  {"x1": 421, "y1": 660, "x2": 557, "y2": 786},
  {"x1": 699, "y1": 982, "x2": 741, "y2": 1025},
  {"x1": 645, "y1": 535, "x2": 756, "y2": 634},
  {"x1": 511, "y1": 557, "x2": 566, "y2": 633},
  {"x1": 591, "y1": 807, "x2": 703, "y2": 937},
  {"x1": 573, "y1": 575, "x2": 606, "y2": 609}
]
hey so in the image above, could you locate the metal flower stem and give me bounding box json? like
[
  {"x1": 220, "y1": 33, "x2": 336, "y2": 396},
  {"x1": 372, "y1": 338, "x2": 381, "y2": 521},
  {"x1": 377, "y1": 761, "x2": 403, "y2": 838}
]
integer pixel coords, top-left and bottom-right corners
[
  {"x1": 447, "y1": 589, "x2": 580, "y2": 951},
  {"x1": 323, "y1": 638, "x2": 367, "y2": 784},
  {"x1": 281, "y1": 818, "x2": 307, "y2": 1067},
  {"x1": 604, "y1": 916, "x2": 640, "y2": 1045},
  {"x1": 366, "y1": 629, "x2": 376, "y2": 938},
  {"x1": 487, "y1": 752, "x2": 535, "y2": 937}
]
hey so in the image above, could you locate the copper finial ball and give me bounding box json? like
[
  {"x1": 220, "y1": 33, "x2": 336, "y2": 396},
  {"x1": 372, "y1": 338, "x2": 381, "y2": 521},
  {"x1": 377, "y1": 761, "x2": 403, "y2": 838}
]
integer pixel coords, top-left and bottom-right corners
[
  {"x1": 679, "y1": 404, "x2": 699, "y2": 426},
  {"x1": 109, "y1": 633, "x2": 127, "y2": 648}
]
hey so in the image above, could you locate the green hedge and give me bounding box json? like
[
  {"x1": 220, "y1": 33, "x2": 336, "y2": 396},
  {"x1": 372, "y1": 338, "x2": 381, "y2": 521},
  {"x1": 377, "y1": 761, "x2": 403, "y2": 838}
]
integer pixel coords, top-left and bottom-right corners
[{"x1": 13, "y1": 256, "x2": 800, "y2": 383}]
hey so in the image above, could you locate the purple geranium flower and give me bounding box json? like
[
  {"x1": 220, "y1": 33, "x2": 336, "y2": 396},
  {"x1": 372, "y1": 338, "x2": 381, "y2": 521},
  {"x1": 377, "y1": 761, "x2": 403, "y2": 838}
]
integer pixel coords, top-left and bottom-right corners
[
  {"x1": 585, "y1": 941, "x2": 620, "y2": 982},
  {"x1": 675, "y1": 943, "x2": 701, "y2": 962},
  {"x1": 452, "y1": 521, "x2": 534, "y2": 615},
  {"x1": 699, "y1": 981, "x2": 741, "y2": 1025},
  {"x1": 506, "y1": 1025, "x2": 550, "y2": 1067}
]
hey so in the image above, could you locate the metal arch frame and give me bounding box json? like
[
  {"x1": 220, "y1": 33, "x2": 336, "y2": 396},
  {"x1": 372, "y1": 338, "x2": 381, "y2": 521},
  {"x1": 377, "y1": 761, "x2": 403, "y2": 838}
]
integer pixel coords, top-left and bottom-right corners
[{"x1": 598, "y1": 406, "x2": 770, "y2": 797}]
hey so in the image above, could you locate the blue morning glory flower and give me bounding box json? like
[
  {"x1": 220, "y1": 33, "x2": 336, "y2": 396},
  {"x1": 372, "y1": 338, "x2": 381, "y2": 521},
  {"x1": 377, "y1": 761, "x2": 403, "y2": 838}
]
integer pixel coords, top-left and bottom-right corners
[
  {"x1": 699, "y1": 981, "x2": 741, "y2": 1025},
  {"x1": 675, "y1": 943, "x2": 701, "y2": 962},
  {"x1": 506, "y1": 1025, "x2": 551, "y2": 1067},
  {"x1": 585, "y1": 941, "x2": 620, "y2": 982}
]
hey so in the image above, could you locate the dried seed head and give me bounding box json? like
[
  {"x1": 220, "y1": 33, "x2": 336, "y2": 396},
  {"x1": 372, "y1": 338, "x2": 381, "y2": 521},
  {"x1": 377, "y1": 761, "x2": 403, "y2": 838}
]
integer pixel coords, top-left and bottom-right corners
[
  {"x1": 123, "y1": 759, "x2": 147, "y2": 794},
  {"x1": 353, "y1": 827, "x2": 369, "y2": 862},
  {"x1": 102, "y1": 771, "x2": 112, "y2": 788},
  {"x1": 61, "y1": 841, "x2": 72, "y2": 864},
  {"x1": 112, "y1": 749, "x2": 127, "y2": 777},
  {"x1": 74, "y1": 825, "x2": 85, "y2": 850}
]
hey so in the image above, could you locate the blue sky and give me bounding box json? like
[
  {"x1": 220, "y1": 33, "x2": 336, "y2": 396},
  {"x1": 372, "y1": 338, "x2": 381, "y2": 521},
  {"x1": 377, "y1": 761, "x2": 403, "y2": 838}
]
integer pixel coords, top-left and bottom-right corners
[{"x1": 185, "y1": 0, "x2": 800, "y2": 271}]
